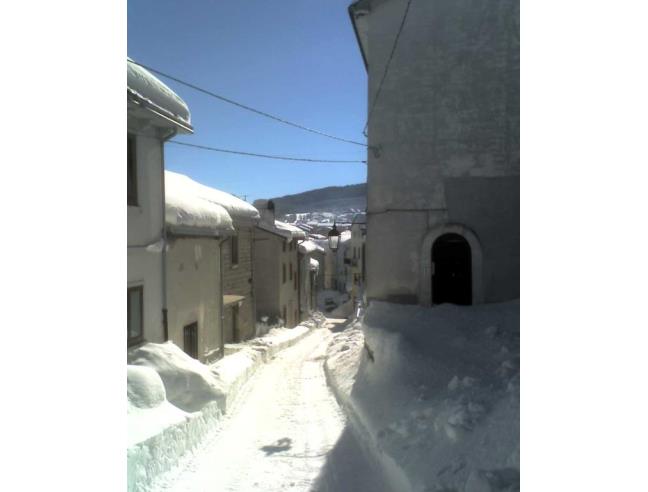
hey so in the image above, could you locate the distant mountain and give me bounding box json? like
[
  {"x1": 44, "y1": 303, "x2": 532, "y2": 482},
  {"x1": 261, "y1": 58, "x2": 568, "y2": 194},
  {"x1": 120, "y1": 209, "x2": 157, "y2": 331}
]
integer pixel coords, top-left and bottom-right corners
[{"x1": 270, "y1": 183, "x2": 367, "y2": 216}]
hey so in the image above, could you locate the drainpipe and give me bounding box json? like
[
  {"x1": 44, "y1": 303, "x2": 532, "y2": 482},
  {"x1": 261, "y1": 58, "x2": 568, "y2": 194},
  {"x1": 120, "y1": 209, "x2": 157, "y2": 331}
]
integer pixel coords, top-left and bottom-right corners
[
  {"x1": 218, "y1": 236, "x2": 228, "y2": 359},
  {"x1": 160, "y1": 127, "x2": 177, "y2": 342}
]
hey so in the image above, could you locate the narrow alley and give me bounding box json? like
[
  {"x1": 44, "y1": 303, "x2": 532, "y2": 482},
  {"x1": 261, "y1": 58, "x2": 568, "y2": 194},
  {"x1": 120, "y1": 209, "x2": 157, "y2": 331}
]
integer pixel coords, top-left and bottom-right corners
[{"x1": 151, "y1": 322, "x2": 387, "y2": 492}]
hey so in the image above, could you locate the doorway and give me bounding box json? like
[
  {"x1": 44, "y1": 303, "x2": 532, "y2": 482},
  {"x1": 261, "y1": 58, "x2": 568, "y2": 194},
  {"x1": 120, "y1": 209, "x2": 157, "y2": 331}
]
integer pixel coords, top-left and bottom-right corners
[{"x1": 432, "y1": 233, "x2": 472, "y2": 305}]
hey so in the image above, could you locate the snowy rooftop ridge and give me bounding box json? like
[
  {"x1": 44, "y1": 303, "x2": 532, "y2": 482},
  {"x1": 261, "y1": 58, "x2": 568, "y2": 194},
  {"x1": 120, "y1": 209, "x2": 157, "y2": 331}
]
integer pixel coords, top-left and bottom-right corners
[
  {"x1": 127, "y1": 58, "x2": 192, "y2": 132},
  {"x1": 166, "y1": 171, "x2": 260, "y2": 224},
  {"x1": 165, "y1": 171, "x2": 234, "y2": 235}
]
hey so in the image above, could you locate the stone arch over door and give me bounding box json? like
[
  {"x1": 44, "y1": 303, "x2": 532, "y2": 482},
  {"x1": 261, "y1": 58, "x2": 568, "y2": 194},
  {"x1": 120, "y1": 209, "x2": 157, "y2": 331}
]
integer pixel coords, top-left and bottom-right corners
[{"x1": 420, "y1": 224, "x2": 483, "y2": 306}]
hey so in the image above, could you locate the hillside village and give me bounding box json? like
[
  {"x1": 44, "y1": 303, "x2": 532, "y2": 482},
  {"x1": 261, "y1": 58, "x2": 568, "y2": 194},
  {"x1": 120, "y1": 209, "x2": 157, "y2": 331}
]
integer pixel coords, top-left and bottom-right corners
[{"x1": 127, "y1": 1, "x2": 519, "y2": 491}]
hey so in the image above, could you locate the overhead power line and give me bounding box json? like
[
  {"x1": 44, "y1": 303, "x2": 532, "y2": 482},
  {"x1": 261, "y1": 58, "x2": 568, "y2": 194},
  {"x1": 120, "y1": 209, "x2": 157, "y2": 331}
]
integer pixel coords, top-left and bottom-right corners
[
  {"x1": 168, "y1": 140, "x2": 367, "y2": 164},
  {"x1": 128, "y1": 58, "x2": 368, "y2": 148},
  {"x1": 364, "y1": 0, "x2": 413, "y2": 136}
]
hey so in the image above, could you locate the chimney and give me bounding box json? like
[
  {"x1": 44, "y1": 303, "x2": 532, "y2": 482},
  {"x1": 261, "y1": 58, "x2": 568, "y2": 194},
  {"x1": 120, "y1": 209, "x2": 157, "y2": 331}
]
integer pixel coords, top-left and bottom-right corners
[{"x1": 253, "y1": 199, "x2": 276, "y2": 226}]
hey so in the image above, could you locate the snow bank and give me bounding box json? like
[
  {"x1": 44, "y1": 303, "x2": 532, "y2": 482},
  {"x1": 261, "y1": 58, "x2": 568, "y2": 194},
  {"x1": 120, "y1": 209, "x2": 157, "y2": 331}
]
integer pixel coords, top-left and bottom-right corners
[
  {"x1": 309, "y1": 257, "x2": 320, "y2": 271},
  {"x1": 127, "y1": 364, "x2": 223, "y2": 492},
  {"x1": 325, "y1": 301, "x2": 520, "y2": 492},
  {"x1": 127, "y1": 58, "x2": 191, "y2": 128},
  {"x1": 128, "y1": 342, "x2": 226, "y2": 412},
  {"x1": 165, "y1": 171, "x2": 234, "y2": 235}
]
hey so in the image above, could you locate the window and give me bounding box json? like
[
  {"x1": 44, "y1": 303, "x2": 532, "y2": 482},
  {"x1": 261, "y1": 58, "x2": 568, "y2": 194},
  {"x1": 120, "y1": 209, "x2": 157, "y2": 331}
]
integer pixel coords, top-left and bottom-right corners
[
  {"x1": 127, "y1": 134, "x2": 138, "y2": 206},
  {"x1": 282, "y1": 242, "x2": 286, "y2": 253},
  {"x1": 183, "y1": 322, "x2": 198, "y2": 359},
  {"x1": 282, "y1": 263, "x2": 286, "y2": 283},
  {"x1": 231, "y1": 235, "x2": 239, "y2": 266},
  {"x1": 127, "y1": 286, "x2": 143, "y2": 346},
  {"x1": 289, "y1": 263, "x2": 293, "y2": 280}
]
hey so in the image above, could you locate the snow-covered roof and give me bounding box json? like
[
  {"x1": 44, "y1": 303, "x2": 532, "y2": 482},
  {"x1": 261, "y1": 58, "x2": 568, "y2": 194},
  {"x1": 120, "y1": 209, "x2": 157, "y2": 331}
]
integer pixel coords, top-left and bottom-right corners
[
  {"x1": 127, "y1": 58, "x2": 193, "y2": 133},
  {"x1": 309, "y1": 258, "x2": 320, "y2": 272},
  {"x1": 298, "y1": 240, "x2": 325, "y2": 255},
  {"x1": 257, "y1": 219, "x2": 306, "y2": 241},
  {"x1": 166, "y1": 171, "x2": 259, "y2": 224},
  {"x1": 165, "y1": 171, "x2": 234, "y2": 236}
]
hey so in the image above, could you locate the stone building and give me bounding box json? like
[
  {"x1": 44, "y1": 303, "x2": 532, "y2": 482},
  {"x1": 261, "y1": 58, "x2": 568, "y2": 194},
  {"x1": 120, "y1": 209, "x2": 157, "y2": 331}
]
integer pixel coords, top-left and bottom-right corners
[
  {"x1": 127, "y1": 59, "x2": 193, "y2": 348},
  {"x1": 349, "y1": 0, "x2": 519, "y2": 306},
  {"x1": 253, "y1": 200, "x2": 305, "y2": 328},
  {"x1": 218, "y1": 199, "x2": 260, "y2": 344}
]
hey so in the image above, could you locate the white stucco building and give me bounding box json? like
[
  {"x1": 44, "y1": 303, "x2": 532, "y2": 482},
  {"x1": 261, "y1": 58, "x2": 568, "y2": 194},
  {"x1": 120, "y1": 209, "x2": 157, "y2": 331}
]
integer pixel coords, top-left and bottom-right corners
[
  {"x1": 349, "y1": 0, "x2": 519, "y2": 306},
  {"x1": 127, "y1": 59, "x2": 193, "y2": 348},
  {"x1": 297, "y1": 240, "x2": 324, "y2": 317},
  {"x1": 164, "y1": 171, "x2": 236, "y2": 362}
]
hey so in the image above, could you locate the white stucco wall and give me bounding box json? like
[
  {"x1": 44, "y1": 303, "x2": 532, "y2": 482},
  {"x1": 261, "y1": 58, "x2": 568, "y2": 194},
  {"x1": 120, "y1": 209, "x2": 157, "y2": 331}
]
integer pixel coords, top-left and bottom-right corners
[
  {"x1": 165, "y1": 237, "x2": 222, "y2": 363},
  {"x1": 127, "y1": 127, "x2": 166, "y2": 344}
]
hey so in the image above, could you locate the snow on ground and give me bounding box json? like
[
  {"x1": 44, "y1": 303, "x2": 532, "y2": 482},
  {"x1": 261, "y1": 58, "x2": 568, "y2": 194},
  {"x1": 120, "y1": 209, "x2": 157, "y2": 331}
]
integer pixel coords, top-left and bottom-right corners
[
  {"x1": 325, "y1": 301, "x2": 520, "y2": 492},
  {"x1": 128, "y1": 317, "x2": 325, "y2": 492},
  {"x1": 150, "y1": 325, "x2": 388, "y2": 492}
]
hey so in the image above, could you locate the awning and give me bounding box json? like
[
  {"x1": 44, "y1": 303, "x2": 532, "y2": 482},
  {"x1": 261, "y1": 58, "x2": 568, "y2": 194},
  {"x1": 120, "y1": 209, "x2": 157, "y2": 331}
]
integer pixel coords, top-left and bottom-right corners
[{"x1": 223, "y1": 295, "x2": 246, "y2": 307}]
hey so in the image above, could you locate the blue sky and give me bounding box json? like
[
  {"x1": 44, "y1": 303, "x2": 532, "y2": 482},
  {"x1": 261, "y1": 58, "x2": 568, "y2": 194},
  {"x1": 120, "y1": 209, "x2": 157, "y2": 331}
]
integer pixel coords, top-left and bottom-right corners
[{"x1": 128, "y1": 0, "x2": 367, "y2": 203}]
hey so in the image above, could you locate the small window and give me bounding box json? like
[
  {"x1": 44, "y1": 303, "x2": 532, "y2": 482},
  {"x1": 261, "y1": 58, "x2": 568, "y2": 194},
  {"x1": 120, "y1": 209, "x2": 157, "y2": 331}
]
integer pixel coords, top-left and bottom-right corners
[
  {"x1": 289, "y1": 263, "x2": 293, "y2": 280},
  {"x1": 127, "y1": 134, "x2": 138, "y2": 206},
  {"x1": 231, "y1": 235, "x2": 239, "y2": 266},
  {"x1": 282, "y1": 263, "x2": 286, "y2": 283},
  {"x1": 183, "y1": 322, "x2": 198, "y2": 359},
  {"x1": 127, "y1": 286, "x2": 143, "y2": 346}
]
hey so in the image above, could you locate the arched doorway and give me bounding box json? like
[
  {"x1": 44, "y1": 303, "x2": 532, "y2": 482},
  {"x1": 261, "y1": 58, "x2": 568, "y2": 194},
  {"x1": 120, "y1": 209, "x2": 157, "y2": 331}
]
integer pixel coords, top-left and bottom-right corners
[{"x1": 432, "y1": 233, "x2": 472, "y2": 305}]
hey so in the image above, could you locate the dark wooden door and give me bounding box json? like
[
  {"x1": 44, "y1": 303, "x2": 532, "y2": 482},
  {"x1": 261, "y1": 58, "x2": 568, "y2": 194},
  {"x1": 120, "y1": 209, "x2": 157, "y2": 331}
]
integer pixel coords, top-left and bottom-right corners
[
  {"x1": 183, "y1": 322, "x2": 198, "y2": 359},
  {"x1": 432, "y1": 233, "x2": 472, "y2": 305}
]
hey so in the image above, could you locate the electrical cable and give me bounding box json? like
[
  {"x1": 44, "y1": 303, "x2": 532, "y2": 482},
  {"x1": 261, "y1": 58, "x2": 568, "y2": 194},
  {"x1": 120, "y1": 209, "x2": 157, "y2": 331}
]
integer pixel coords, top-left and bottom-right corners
[
  {"x1": 168, "y1": 140, "x2": 366, "y2": 164},
  {"x1": 128, "y1": 58, "x2": 368, "y2": 148}
]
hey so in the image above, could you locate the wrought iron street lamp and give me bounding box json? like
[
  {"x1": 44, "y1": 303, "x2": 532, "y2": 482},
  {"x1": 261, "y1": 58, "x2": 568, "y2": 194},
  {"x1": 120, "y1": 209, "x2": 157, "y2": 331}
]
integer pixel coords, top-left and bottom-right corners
[{"x1": 328, "y1": 222, "x2": 340, "y2": 252}]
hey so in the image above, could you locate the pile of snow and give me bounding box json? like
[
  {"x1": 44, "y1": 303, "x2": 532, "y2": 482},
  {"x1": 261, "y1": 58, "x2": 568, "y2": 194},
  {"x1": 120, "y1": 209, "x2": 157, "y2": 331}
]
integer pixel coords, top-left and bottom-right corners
[
  {"x1": 128, "y1": 342, "x2": 226, "y2": 412},
  {"x1": 127, "y1": 361, "x2": 224, "y2": 492},
  {"x1": 325, "y1": 301, "x2": 520, "y2": 492},
  {"x1": 165, "y1": 171, "x2": 234, "y2": 235},
  {"x1": 309, "y1": 257, "x2": 320, "y2": 272},
  {"x1": 127, "y1": 58, "x2": 191, "y2": 128}
]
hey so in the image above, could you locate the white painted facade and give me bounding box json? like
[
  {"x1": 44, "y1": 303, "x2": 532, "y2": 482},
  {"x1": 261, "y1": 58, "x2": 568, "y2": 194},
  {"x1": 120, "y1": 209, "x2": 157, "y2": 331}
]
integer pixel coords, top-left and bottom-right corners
[
  {"x1": 350, "y1": 0, "x2": 520, "y2": 305},
  {"x1": 127, "y1": 60, "x2": 193, "y2": 347}
]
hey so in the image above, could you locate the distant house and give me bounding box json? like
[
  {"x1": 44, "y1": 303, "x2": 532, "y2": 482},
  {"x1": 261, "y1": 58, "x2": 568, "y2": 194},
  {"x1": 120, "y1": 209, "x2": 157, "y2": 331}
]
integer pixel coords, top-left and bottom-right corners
[
  {"x1": 297, "y1": 240, "x2": 325, "y2": 318},
  {"x1": 349, "y1": 0, "x2": 519, "y2": 306},
  {"x1": 253, "y1": 200, "x2": 305, "y2": 327},
  {"x1": 127, "y1": 59, "x2": 193, "y2": 348},
  {"x1": 164, "y1": 171, "x2": 235, "y2": 362}
]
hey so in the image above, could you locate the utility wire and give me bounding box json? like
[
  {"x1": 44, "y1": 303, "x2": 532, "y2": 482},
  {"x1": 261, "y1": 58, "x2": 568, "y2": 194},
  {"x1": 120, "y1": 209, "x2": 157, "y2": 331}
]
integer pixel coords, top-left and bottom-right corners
[
  {"x1": 128, "y1": 58, "x2": 368, "y2": 148},
  {"x1": 168, "y1": 140, "x2": 366, "y2": 164},
  {"x1": 363, "y1": 0, "x2": 413, "y2": 136}
]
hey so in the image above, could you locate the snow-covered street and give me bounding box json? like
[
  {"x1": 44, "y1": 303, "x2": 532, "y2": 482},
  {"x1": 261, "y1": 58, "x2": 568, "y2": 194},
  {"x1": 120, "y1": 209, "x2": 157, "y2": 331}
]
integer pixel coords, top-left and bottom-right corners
[{"x1": 151, "y1": 323, "x2": 387, "y2": 492}]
